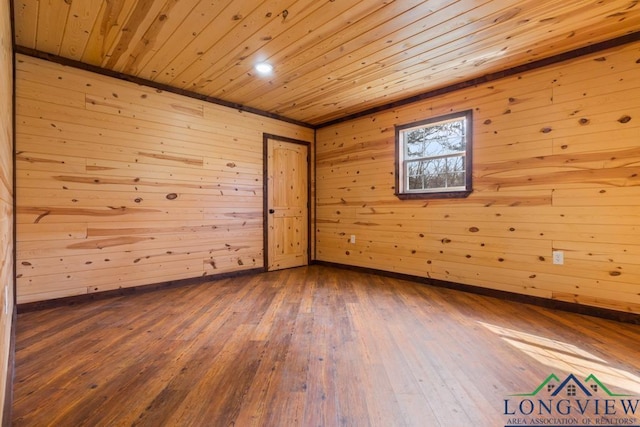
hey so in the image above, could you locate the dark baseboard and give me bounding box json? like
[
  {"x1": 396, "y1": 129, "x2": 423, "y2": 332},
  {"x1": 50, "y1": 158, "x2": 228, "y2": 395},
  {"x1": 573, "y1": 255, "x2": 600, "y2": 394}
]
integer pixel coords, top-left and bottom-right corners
[
  {"x1": 3, "y1": 308, "x2": 16, "y2": 427},
  {"x1": 312, "y1": 261, "x2": 640, "y2": 325},
  {"x1": 17, "y1": 268, "x2": 264, "y2": 313}
]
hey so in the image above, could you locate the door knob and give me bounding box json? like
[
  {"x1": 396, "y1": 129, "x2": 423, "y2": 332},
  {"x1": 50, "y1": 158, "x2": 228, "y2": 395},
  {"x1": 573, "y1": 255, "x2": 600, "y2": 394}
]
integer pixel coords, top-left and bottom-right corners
[{"x1": 269, "y1": 209, "x2": 275, "y2": 214}]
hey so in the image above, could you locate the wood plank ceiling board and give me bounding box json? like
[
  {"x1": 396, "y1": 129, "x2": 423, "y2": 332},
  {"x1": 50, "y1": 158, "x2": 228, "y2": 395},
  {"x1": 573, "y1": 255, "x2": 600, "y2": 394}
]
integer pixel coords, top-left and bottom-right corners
[
  {"x1": 13, "y1": 0, "x2": 39, "y2": 48},
  {"x1": 12, "y1": 0, "x2": 640, "y2": 126},
  {"x1": 81, "y1": 0, "x2": 140, "y2": 66},
  {"x1": 58, "y1": 0, "x2": 104, "y2": 60}
]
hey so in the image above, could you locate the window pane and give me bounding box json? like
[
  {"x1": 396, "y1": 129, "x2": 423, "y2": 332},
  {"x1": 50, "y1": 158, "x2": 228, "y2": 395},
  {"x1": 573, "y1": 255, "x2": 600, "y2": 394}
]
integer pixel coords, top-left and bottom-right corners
[
  {"x1": 407, "y1": 161, "x2": 425, "y2": 178},
  {"x1": 448, "y1": 156, "x2": 465, "y2": 173},
  {"x1": 446, "y1": 172, "x2": 465, "y2": 187},
  {"x1": 425, "y1": 158, "x2": 444, "y2": 174},
  {"x1": 408, "y1": 175, "x2": 423, "y2": 190}
]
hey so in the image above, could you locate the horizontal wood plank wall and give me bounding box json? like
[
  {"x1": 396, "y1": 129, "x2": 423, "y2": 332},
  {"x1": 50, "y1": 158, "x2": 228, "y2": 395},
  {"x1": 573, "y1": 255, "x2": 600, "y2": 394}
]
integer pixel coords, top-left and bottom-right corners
[
  {"x1": 0, "y1": 0, "x2": 14, "y2": 421},
  {"x1": 15, "y1": 54, "x2": 314, "y2": 304},
  {"x1": 315, "y1": 41, "x2": 640, "y2": 315}
]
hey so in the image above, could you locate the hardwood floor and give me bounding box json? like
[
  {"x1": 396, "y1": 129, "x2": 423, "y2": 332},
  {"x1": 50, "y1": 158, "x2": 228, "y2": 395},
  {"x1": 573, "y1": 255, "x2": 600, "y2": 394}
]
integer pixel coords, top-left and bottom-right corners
[{"x1": 12, "y1": 266, "x2": 640, "y2": 426}]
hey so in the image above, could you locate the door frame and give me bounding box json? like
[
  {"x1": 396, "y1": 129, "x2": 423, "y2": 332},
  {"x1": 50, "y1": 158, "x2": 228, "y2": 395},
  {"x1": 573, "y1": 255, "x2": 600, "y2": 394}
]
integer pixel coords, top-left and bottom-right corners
[{"x1": 263, "y1": 133, "x2": 311, "y2": 271}]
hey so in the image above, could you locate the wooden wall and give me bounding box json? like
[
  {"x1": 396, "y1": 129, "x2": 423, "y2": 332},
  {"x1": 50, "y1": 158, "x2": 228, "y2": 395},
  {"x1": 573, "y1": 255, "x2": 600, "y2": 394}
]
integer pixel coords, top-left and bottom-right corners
[
  {"x1": 1, "y1": 0, "x2": 14, "y2": 421},
  {"x1": 316, "y1": 41, "x2": 640, "y2": 314},
  {"x1": 15, "y1": 55, "x2": 313, "y2": 303}
]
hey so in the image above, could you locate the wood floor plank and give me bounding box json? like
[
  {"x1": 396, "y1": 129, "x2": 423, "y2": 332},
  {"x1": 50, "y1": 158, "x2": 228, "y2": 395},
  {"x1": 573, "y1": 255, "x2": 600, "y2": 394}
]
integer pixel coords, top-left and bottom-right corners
[{"x1": 12, "y1": 265, "x2": 640, "y2": 426}]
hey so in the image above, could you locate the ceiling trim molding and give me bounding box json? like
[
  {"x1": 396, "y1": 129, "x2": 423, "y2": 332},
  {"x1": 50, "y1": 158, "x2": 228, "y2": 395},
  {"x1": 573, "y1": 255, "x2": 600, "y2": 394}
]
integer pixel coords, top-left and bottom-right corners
[
  {"x1": 14, "y1": 45, "x2": 315, "y2": 130},
  {"x1": 316, "y1": 30, "x2": 640, "y2": 129}
]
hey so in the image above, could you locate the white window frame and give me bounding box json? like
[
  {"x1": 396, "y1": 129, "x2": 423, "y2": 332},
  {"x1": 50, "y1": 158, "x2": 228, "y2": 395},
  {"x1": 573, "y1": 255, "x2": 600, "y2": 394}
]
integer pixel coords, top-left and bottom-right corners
[{"x1": 395, "y1": 110, "x2": 473, "y2": 199}]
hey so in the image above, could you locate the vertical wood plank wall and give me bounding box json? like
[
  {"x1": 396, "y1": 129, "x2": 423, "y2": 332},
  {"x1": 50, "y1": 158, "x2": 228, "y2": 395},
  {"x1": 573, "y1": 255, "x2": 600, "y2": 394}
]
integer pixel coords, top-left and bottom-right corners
[
  {"x1": 15, "y1": 55, "x2": 314, "y2": 303},
  {"x1": 316, "y1": 42, "x2": 640, "y2": 314},
  {"x1": 0, "y1": 0, "x2": 14, "y2": 420}
]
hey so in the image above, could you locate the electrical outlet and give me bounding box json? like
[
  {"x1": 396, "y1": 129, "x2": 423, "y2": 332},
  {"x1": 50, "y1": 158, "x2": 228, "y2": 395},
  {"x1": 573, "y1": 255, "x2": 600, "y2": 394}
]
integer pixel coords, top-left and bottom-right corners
[
  {"x1": 350, "y1": 235, "x2": 356, "y2": 244},
  {"x1": 552, "y1": 251, "x2": 564, "y2": 265}
]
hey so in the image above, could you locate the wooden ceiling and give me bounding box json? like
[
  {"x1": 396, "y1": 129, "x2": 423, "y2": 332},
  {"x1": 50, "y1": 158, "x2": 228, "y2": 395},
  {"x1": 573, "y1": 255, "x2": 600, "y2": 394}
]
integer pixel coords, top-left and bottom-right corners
[{"x1": 12, "y1": 0, "x2": 640, "y2": 126}]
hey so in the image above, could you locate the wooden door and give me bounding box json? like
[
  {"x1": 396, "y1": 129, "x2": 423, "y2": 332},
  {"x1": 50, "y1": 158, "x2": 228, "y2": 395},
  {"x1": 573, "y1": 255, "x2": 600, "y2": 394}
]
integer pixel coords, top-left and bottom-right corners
[{"x1": 266, "y1": 136, "x2": 309, "y2": 271}]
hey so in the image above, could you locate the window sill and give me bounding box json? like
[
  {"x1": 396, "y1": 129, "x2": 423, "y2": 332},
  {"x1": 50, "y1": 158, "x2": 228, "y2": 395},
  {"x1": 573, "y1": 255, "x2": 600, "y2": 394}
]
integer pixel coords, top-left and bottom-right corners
[{"x1": 395, "y1": 190, "x2": 472, "y2": 200}]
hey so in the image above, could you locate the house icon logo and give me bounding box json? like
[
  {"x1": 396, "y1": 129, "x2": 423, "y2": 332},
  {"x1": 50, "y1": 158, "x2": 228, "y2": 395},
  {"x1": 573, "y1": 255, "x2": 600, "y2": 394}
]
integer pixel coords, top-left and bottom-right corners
[
  {"x1": 503, "y1": 373, "x2": 640, "y2": 427},
  {"x1": 511, "y1": 373, "x2": 632, "y2": 398}
]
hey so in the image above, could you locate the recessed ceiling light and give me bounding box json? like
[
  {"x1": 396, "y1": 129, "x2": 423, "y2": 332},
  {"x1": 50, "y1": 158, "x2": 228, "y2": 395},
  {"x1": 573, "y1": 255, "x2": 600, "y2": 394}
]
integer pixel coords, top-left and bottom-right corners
[{"x1": 255, "y1": 62, "x2": 273, "y2": 75}]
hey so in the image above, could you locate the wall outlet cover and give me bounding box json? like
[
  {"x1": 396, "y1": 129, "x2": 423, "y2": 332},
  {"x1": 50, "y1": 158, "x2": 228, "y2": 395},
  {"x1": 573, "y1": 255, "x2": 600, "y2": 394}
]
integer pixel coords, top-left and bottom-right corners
[{"x1": 552, "y1": 251, "x2": 564, "y2": 265}]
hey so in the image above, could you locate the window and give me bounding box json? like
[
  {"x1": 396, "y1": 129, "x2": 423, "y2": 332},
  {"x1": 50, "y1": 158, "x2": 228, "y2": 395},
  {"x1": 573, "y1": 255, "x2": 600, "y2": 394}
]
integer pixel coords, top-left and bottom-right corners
[
  {"x1": 567, "y1": 384, "x2": 577, "y2": 397},
  {"x1": 395, "y1": 110, "x2": 473, "y2": 199}
]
